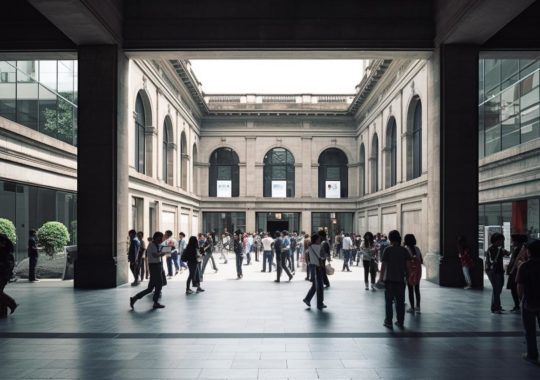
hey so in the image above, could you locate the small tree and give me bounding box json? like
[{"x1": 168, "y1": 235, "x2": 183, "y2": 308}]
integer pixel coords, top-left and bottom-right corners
[
  {"x1": 0, "y1": 218, "x2": 17, "y2": 245},
  {"x1": 37, "y1": 221, "x2": 70, "y2": 258}
]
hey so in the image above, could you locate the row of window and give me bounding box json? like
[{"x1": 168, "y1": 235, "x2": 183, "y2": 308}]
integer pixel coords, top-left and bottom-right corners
[{"x1": 133, "y1": 93, "x2": 423, "y2": 197}]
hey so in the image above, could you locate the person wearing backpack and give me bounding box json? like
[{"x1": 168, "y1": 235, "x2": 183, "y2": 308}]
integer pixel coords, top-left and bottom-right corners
[
  {"x1": 0, "y1": 234, "x2": 17, "y2": 317},
  {"x1": 485, "y1": 232, "x2": 510, "y2": 314},
  {"x1": 516, "y1": 238, "x2": 540, "y2": 364},
  {"x1": 404, "y1": 234, "x2": 423, "y2": 314}
]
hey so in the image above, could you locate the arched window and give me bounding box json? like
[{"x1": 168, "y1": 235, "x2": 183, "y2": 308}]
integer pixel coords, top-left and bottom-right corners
[
  {"x1": 162, "y1": 117, "x2": 174, "y2": 185},
  {"x1": 209, "y1": 148, "x2": 240, "y2": 197},
  {"x1": 359, "y1": 144, "x2": 366, "y2": 196},
  {"x1": 318, "y1": 148, "x2": 348, "y2": 198},
  {"x1": 180, "y1": 132, "x2": 187, "y2": 190},
  {"x1": 192, "y1": 144, "x2": 198, "y2": 195},
  {"x1": 385, "y1": 117, "x2": 397, "y2": 188},
  {"x1": 263, "y1": 148, "x2": 295, "y2": 197},
  {"x1": 134, "y1": 94, "x2": 145, "y2": 173},
  {"x1": 370, "y1": 134, "x2": 379, "y2": 193},
  {"x1": 407, "y1": 97, "x2": 422, "y2": 180}
]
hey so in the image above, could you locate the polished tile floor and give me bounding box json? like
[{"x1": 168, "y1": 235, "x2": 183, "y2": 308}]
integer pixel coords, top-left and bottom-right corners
[{"x1": 1, "y1": 257, "x2": 538, "y2": 379}]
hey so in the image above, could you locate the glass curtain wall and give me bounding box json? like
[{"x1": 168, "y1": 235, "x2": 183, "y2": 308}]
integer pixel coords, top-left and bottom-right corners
[
  {"x1": 479, "y1": 58, "x2": 540, "y2": 157},
  {"x1": 0, "y1": 180, "x2": 77, "y2": 263},
  {"x1": 0, "y1": 60, "x2": 78, "y2": 145}
]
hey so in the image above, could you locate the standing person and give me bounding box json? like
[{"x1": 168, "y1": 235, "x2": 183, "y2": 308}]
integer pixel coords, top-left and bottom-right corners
[
  {"x1": 485, "y1": 232, "x2": 510, "y2": 314},
  {"x1": 0, "y1": 234, "x2": 17, "y2": 317},
  {"x1": 177, "y1": 232, "x2": 188, "y2": 272},
  {"x1": 28, "y1": 229, "x2": 39, "y2": 282},
  {"x1": 457, "y1": 236, "x2": 475, "y2": 289},
  {"x1": 254, "y1": 233, "x2": 261, "y2": 262},
  {"x1": 163, "y1": 230, "x2": 178, "y2": 278},
  {"x1": 183, "y1": 236, "x2": 204, "y2": 294},
  {"x1": 201, "y1": 233, "x2": 218, "y2": 280},
  {"x1": 319, "y1": 230, "x2": 331, "y2": 288},
  {"x1": 507, "y1": 234, "x2": 528, "y2": 313},
  {"x1": 136, "y1": 232, "x2": 146, "y2": 283},
  {"x1": 233, "y1": 232, "x2": 244, "y2": 279},
  {"x1": 130, "y1": 232, "x2": 166, "y2": 310},
  {"x1": 128, "y1": 230, "x2": 141, "y2": 286},
  {"x1": 361, "y1": 232, "x2": 378, "y2": 291},
  {"x1": 517, "y1": 239, "x2": 540, "y2": 364},
  {"x1": 275, "y1": 231, "x2": 294, "y2": 282},
  {"x1": 243, "y1": 233, "x2": 251, "y2": 265},
  {"x1": 342, "y1": 233, "x2": 353, "y2": 272},
  {"x1": 335, "y1": 232, "x2": 343, "y2": 258},
  {"x1": 220, "y1": 233, "x2": 229, "y2": 264},
  {"x1": 296, "y1": 232, "x2": 304, "y2": 263},
  {"x1": 404, "y1": 234, "x2": 423, "y2": 314},
  {"x1": 380, "y1": 230, "x2": 409, "y2": 329},
  {"x1": 303, "y1": 234, "x2": 327, "y2": 310},
  {"x1": 288, "y1": 232, "x2": 297, "y2": 273},
  {"x1": 303, "y1": 234, "x2": 311, "y2": 281},
  {"x1": 261, "y1": 233, "x2": 274, "y2": 273},
  {"x1": 355, "y1": 234, "x2": 363, "y2": 266}
]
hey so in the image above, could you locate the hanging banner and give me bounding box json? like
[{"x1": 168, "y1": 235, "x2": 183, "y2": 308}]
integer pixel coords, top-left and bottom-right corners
[
  {"x1": 272, "y1": 180, "x2": 287, "y2": 198},
  {"x1": 325, "y1": 181, "x2": 341, "y2": 198},
  {"x1": 217, "y1": 180, "x2": 232, "y2": 197}
]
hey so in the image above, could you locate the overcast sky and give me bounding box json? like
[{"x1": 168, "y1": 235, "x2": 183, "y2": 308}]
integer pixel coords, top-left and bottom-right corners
[{"x1": 189, "y1": 60, "x2": 365, "y2": 94}]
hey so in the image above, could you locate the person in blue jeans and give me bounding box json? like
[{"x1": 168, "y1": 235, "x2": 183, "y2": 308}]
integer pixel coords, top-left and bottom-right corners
[
  {"x1": 380, "y1": 230, "x2": 409, "y2": 329},
  {"x1": 517, "y1": 238, "x2": 540, "y2": 364},
  {"x1": 261, "y1": 233, "x2": 274, "y2": 272},
  {"x1": 303, "y1": 234, "x2": 326, "y2": 310}
]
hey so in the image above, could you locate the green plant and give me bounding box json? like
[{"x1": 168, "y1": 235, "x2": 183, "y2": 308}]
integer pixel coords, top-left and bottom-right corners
[
  {"x1": 0, "y1": 218, "x2": 17, "y2": 245},
  {"x1": 37, "y1": 221, "x2": 70, "y2": 257}
]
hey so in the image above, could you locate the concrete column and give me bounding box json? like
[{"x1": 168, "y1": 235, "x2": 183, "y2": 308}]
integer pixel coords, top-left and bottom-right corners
[
  {"x1": 301, "y1": 210, "x2": 311, "y2": 233},
  {"x1": 245, "y1": 137, "x2": 256, "y2": 197},
  {"x1": 439, "y1": 45, "x2": 479, "y2": 287},
  {"x1": 246, "y1": 209, "x2": 256, "y2": 232},
  {"x1": 76, "y1": 45, "x2": 129, "y2": 288}
]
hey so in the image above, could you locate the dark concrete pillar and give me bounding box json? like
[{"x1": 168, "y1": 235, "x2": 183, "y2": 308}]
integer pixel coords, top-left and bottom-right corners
[
  {"x1": 76, "y1": 45, "x2": 129, "y2": 288},
  {"x1": 439, "y1": 45, "x2": 481, "y2": 287}
]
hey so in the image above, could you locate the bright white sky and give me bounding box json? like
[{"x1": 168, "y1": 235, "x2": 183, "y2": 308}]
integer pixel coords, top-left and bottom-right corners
[{"x1": 189, "y1": 60, "x2": 365, "y2": 94}]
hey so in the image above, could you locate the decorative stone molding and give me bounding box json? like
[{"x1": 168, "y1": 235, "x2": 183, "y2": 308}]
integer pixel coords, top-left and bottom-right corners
[
  {"x1": 168, "y1": 142, "x2": 177, "y2": 150},
  {"x1": 181, "y1": 153, "x2": 190, "y2": 160},
  {"x1": 145, "y1": 126, "x2": 157, "y2": 135}
]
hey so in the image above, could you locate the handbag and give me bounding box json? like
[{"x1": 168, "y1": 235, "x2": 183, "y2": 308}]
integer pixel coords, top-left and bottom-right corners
[{"x1": 325, "y1": 263, "x2": 335, "y2": 276}]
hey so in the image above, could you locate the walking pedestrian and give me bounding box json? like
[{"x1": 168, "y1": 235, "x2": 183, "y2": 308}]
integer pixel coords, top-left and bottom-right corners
[
  {"x1": 275, "y1": 230, "x2": 294, "y2": 282},
  {"x1": 183, "y1": 236, "x2": 204, "y2": 294},
  {"x1": 380, "y1": 230, "x2": 409, "y2": 329},
  {"x1": 261, "y1": 233, "x2": 274, "y2": 272},
  {"x1": 130, "y1": 232, "x2": 166, "y2": 310},
  {"x1": 201, "y1": 233, "x2": 218, "y2": 280},
  {"x1": 136, "y1": 231, "x2": 146, "y2": 283},
  {"x1": 128, "y1": 229, "x2": 141, "y2": 286},
  {"x1": 457, "y1": 236, "x2": 475, "y2": 289},
  {"x1": 303, "y1": 234, "x2": 327, "y2": 310},
  {"x1": 233, "y1": 232, "x2": 244, "y2": 279},
  {"x1": 507, "y1": 234, "x2": 528, "y2": 312},
  {"x1": 404, "y1": 234, "x2": 423, "y2": 314},
  {"x1": 163, "y1": 230, "x2": 178, "y2": 278},
  {"x1": 342, "y1": 233, "x2": 353, "y2": 272},
  {"x1": 177, "y1": 232, "x2": 188, "y2": 272},
  {"x1": 28, "y1": 229, "x2": 39, "y2": 282}
]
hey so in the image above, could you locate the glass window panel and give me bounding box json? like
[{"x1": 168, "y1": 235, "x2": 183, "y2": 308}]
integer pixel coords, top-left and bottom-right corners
[
  {"x1": 528, "y1": 198, "x2": 540, "y2": 238},
  {"x1": 520, "y1": 59, "x2": 539, "y2": 78},
  {"x1": 484, "y1": 95, "x2": 500, "y2": 128},
  {"x1": 485, "y1": 124, "x2": 501, "y2": 155},
  {"x1": 272, "y1": 165, "x2": 286, "y2": 179},
  {"x1": 484, "y1": 59, "x2": 501, "y2": 93},
  {"x1": 479, "y1": 59, "x2": 484, "y2": 103},
  {"x1": 217, "y1": 166, "x2": 231, "y2": 180},
  {"x1": 17, "y1": 61, "x2": 37, "y2": 82},
  {"x1": 38, "y1": 60, "x2": 57, "y2": 91},
  {"x1": 520, "y1": 72, "x2": 539, "y2": 110},
  {"x1": 38, "y1": 84, "x2": 57, "y2": 135},
  {"x1": 485, "y1": 203, "x2": 501, "y2": 226},
  {"x1": 521, "y1": 104, "x2": 540, "y2": 143},
  {"x1": 326, "y1": 167, "x2": 340, "y2": 180},
  {"x1": 50, "y1": 97, "x2": 74, "y2": 143},
  {"x1": 501, "y1": 59, "x2": 519, "y2": 84},
  {"x1": 57, "y1": 61, "x2": 74, "y2": 101},
  {"x1": 0, "y1": 62, "x2": 16, "y2": 120},
  {"x1": 501, "y1": 117, "x2": 520, "y2": 150},
  {"x1": 479, "y1": 104, "x2": 485, "y2": 158},
  {"x1": 500, "y1": 84, "x2": 519, "y2": 121},
  {"x1": 16, "y1": 81, "x2": 38, "y2": 130}
]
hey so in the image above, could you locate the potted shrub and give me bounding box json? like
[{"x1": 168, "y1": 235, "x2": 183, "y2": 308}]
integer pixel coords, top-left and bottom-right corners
[
  {"x1": 37, "y1": 221, "x2": 70, "y2": 258},
  {"x1": 0, "y1": 218, "x2": 17, "y2": 245}
]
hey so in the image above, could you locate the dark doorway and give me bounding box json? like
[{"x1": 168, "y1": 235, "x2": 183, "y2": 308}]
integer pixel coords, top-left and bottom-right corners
[{"x1": 267, "y1": 221, "x2": 289, "y2": 233}]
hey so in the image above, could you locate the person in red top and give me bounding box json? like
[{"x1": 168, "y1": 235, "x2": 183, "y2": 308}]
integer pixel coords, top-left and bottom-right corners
[{"x1": 457, "y1": 236, "x2": 475, "y2": 289}]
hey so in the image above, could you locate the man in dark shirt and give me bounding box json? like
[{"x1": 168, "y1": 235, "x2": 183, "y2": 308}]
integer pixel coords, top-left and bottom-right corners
[
  {"x1": 380, "y1": 230, "x2": 409, "y2": 329},
  {"x1": 517, "y1": 239, "x2": 540, "y2": 364},
  {"x1": 127, "y1": 230, "x2": 141, "y2": 286},
  {"x1": 28, "y1": 229, "x2": 39, "y2": 282}
]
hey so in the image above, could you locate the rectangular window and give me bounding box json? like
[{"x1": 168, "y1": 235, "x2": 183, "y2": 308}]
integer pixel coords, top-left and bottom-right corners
[
  {"x1": 326, "y1": 167, "x2": 340, "y2": 180},
  {"x1": 521, "y1": 104, "x2": 540, "y2": 143},
  {"x1": 217, "y1": 166, "x2": 231, "y2": 180},
  {"x1": 501, "y1": 117, "x2": 520, "y2": 150}
]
